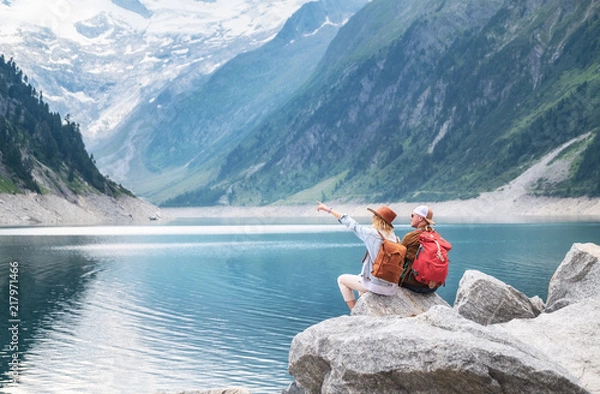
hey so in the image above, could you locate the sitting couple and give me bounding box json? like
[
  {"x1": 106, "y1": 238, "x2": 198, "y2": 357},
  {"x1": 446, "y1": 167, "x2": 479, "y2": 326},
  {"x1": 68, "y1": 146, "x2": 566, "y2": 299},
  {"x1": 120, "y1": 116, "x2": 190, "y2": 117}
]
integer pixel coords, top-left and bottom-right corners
[{"x1": 316, "y1": 202, "x2": 441, "y2": 310}]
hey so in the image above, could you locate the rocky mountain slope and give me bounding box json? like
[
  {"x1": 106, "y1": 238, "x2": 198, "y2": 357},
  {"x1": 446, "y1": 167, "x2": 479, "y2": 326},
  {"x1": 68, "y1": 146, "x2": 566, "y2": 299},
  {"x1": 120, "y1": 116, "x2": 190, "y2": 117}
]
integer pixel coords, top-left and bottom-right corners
[
  {"x1": 3, "y1": 0, "x2": 599, "y2": 208},
  {"x1": 0, "y1": 55, "x2": 160, "y2": 225},
  {"x1": 93, "y1": 0, "x2": 369, "y2": 202},
  {"x1": 164, "y1": 133, "x2": 600, "y2": 221},
  {"x1": 162, "y1": 0, "x2": 600, "y2": 207}
]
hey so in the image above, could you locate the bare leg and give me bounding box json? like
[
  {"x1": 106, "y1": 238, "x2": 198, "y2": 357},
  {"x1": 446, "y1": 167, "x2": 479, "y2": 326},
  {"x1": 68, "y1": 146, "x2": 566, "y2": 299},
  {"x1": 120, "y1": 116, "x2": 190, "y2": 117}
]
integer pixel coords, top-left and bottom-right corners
[{"x1": 337, "y1": 274, "x2": 368, "y2": 310}]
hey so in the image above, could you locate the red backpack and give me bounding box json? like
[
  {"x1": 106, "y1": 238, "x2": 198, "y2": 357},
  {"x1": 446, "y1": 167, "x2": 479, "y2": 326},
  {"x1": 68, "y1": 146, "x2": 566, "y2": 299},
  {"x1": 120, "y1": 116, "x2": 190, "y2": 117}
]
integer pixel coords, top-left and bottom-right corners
[{"x1": 411, "y1": 230, "x2": 451, "y2": 288}]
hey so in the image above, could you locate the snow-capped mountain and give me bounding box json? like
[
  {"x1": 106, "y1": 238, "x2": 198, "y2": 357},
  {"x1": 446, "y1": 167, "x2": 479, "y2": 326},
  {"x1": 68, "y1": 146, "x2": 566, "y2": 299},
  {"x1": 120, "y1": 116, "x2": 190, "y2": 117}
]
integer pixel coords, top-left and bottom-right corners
[
  {"x1": 91, "y1": 0, "x2": 369, "y2": 202},
  {"x1": 0, "y1": 0, "x2": 312, "y2": 144}
]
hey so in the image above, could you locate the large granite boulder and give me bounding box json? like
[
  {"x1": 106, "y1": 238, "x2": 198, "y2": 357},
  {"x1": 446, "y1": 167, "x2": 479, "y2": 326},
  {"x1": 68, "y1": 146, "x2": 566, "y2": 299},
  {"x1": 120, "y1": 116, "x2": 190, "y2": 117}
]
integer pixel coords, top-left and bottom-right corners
[
  {"x1": 351, "y1": 287, "x2": 450, "y2": 317},
  {"x1": 499, "y1": 297, "x2": 600, "y2": 394},
  {"x1": 288, "y1": 306, "x2": 589, "y2": 394},
  {"x1": 454, "y1": 270, "x2": 543, "y2": 325},
  {"x1": 286, "y1": 242, "x2": 600, "y2": 394},
  {"x1": 546, "y1": 243, "x2": 600, "y2": 312}
]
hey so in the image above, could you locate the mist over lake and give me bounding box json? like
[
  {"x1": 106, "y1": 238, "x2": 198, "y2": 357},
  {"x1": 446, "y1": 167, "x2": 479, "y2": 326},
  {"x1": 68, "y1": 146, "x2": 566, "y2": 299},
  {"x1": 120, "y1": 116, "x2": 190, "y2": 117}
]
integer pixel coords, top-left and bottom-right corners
[{"x1": 1, "y1": 218, "x2": 599, "y2": 393}]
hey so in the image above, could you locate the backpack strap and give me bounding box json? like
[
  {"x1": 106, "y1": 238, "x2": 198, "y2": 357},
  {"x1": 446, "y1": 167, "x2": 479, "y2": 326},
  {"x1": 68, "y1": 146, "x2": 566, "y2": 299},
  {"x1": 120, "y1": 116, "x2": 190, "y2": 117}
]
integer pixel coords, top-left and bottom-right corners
[
  {"x1": 399, "y1": 259, "x2": 412, "y2": 286},
  {"x1": 363, "y1": 230, "x2": 394, "y2": 263},
  {"x1": 377, "y1": 230, "x2": 399, "y2": 243}
]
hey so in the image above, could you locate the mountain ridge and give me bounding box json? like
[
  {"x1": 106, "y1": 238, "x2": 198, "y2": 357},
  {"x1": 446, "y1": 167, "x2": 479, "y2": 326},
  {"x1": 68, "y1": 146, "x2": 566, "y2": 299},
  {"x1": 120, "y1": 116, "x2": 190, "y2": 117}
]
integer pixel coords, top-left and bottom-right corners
[
  {"x1": 165, "y1": 0, "x2": 599, "y2": 207},
  {"x1": 3, "y1": 0, "x2": 599, "y2": 208}
]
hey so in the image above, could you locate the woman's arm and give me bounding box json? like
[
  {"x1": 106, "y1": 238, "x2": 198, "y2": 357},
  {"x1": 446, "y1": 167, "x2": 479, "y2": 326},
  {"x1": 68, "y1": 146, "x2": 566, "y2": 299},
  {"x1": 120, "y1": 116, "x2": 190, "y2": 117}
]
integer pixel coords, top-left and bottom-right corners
[
  {"x1": 316, "y1": 201, "x2": 343, "y2": 219},
  {"x1": 317, "y1": 202, "x2": 385, "y2": 265},
  {"x1": 317, "y1": 201, "x2": 378, "y2": 246}
]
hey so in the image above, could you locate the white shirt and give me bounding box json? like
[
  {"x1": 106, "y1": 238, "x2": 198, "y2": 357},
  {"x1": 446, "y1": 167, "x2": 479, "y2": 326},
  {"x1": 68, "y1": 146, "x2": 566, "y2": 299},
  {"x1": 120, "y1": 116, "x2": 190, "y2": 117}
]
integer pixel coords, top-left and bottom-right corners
[{"x1": 339, "y1": 214, "x2": 399, "y2": 296}]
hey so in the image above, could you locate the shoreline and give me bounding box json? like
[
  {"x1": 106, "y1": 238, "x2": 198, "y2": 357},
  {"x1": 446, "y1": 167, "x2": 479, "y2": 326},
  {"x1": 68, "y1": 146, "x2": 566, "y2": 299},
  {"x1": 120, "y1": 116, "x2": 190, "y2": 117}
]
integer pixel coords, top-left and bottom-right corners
[
  {"x1": 0, "y1": 192, "x2": 163, "y2": 227},
  {"x1": 163, "y1": 195, "x2": 600, "y2": 224},
  {"x1": 2, "y1": 192, "x2": 599, "y2": 226}
]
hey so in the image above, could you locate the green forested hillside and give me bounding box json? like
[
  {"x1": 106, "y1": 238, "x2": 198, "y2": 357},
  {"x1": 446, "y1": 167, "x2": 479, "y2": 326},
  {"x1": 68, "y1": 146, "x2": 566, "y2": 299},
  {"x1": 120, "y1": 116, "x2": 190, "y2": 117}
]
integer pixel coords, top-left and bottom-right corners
[
  {"x1": 0, "y1": 55, "x2": 131, "y2": 197},
  {"x1": 164, "y1": 0, "x2": 600, "y2": 206},
  {"x1": 93, "y1": 0, "x2": 369, "y2": 202}
]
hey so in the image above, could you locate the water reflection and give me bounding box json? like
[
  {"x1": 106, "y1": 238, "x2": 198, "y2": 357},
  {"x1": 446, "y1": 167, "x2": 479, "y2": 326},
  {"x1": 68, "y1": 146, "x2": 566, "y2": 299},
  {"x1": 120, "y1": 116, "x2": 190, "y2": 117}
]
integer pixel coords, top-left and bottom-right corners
[
  {"x1": 0, "y1": 229, "x2": 352, "y2": 394},
  {"x1": 0, "y1": 236, "x2": 102, "y2": 388}
]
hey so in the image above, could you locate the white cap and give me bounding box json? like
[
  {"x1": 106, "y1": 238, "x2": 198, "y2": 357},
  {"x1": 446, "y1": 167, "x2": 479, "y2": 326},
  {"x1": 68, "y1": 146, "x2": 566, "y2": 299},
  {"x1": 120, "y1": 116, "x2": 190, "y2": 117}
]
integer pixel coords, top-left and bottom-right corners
[{"x1": 413, "y1": 205, "x2": 435, "y2": 225}]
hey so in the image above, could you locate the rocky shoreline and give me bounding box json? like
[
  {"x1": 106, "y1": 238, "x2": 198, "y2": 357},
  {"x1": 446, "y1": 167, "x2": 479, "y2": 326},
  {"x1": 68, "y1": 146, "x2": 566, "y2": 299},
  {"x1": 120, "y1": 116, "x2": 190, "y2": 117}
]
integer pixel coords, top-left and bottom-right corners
[
  {"x1": 0, "y1": 192, "x2": 163, "y2": 226},
  {"x1": 163, "y1": 195, "x2": 600, "y2": 223},
  {"x1": 2, "y1": 189, "x2": 599, "y2": 226}
]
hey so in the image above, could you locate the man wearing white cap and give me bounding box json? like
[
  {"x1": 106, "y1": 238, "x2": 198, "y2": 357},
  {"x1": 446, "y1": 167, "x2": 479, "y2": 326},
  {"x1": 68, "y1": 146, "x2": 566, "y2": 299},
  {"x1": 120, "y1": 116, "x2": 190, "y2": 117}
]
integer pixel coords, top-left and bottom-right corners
[{"x1": 400, "y1": 205, "x2": 438, "y2": 293}]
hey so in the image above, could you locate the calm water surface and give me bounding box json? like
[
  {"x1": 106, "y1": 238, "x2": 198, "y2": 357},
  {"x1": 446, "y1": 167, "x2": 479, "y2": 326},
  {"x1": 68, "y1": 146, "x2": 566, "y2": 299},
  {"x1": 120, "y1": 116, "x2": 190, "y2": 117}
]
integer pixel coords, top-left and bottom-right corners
[{"x1": 0, "y1": 218, "x2": 599, "y2": 393}]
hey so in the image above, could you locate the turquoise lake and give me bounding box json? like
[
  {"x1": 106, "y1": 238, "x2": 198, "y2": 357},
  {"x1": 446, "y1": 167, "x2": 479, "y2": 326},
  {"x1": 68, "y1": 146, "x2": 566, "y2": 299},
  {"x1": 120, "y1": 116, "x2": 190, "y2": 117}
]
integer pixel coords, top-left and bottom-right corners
[{"x1": 1, "y1": 218, "x2": 599, "y2": 393}]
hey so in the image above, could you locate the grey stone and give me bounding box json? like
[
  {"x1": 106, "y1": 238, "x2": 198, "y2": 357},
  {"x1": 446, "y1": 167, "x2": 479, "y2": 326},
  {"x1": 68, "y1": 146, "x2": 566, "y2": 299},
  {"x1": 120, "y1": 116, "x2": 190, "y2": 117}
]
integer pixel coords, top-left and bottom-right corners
[
  {"x1": 546, "y1": 243, "x2": 600, "y2": 312},
  {"x1": 288, "y1": 306, "x2": 589, "y2": 394},
  {"x1": 281, "y1": 380, "x2": 306, "y2": 394},
  {"x1": 171, "y1": 389, "x2": 251, "y2": 394},
  {"x1": 351, "y1": 287, "x2": 450, "y2": 317},
  {"x1": 500, "y1": 297, "x2": 600, "y2": 394},
  {"x1": 454, "y1": 269, "x2": 541, "y2": 325},
  {"x1": 529, "y1": 295, "x2": 546, "y2": 314}
]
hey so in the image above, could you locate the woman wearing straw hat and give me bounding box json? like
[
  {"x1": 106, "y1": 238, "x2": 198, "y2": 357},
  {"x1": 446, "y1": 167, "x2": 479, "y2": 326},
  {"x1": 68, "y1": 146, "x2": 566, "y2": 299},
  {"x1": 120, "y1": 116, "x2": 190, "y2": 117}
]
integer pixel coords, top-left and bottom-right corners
[{"x1": 317, "y1": 201, "x2": 399, "y2": 310}]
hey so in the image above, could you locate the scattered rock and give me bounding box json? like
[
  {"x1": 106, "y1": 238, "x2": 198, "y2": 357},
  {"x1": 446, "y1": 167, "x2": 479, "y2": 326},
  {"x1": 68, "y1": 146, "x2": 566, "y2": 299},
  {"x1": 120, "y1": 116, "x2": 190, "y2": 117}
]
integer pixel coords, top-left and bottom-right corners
[
  {"x1": 454, "y1": 269, "x2": 542, "y2": 325},
  {"x1": 546, "y1": 243, "x2": 600, "y2": 312},
  {"x1": 351, "y1": 287, "x2": 449, "y2": 317},
  {"x1": 528, "y1": 295, "x2": 546, "y2": 314}
]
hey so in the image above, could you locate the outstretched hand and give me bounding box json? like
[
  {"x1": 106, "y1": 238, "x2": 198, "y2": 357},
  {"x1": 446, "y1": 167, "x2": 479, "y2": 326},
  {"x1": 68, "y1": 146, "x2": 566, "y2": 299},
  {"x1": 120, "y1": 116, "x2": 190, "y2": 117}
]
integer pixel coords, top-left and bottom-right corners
[
  {"x1": 316, "y1": 201, "x2": 341, "y2": 219},
  {"x1": 316, "y1": 201, "x2": 329, "y2": 212}
]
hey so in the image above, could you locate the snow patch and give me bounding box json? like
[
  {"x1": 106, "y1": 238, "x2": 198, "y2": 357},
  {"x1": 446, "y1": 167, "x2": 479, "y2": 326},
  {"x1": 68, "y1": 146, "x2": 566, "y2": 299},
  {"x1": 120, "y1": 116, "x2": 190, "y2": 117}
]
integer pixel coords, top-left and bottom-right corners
[
  {"x1": 303, "y1": 16, "x2": 340, "y2": 37},
  {"x1": 0, "y1": 0, "x2": 315, "y2": 142}
]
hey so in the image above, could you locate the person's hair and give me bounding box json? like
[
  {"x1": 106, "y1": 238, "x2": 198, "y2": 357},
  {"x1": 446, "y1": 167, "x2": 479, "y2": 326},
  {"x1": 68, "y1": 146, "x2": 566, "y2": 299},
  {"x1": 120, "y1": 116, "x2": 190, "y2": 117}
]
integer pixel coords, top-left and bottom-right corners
[{"x1": 373, "y1": 215, "x2": 393, "y2": 235}]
